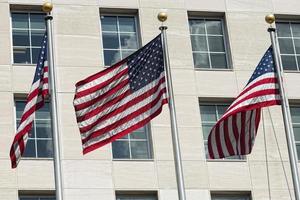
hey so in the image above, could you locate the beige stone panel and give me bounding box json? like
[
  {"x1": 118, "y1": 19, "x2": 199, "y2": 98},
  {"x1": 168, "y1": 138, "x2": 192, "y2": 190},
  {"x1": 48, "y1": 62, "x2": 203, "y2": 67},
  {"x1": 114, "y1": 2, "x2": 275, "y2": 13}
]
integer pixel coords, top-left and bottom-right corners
[
  {"x1": 12, "y1": 65, "x2": 35, "y2": 92},
  {"x1": 99, "y1": 0, "x2": 138, "y2": 8},
  {"x1": 57, "y1": 93, "x2": 77, "y2": 127},
  {"x1": 225, "y1": 0, "x2": 273, "y2": 12},
  {"x1": 252, "y1": 189, "x2": 295, "y2": 200},
  {"x1": 150, "y1": 106, "x2": 170, "y2": 127},
  {"x1": 0, "y1": 3, "x2": 9, "y2": 32},
  {"x1": 284, "y1": 73, "x2": 300, "y2": 99},
  {"x1": 268, "y1": 162, "x2": 293, "y2": 190},
  {"x1": 55, "y1": 5, "x2": 100, "y2": 36},
  {"x1": 139, "y1": 8, "x2": 163, "y2": 40},
  {"x1": 0, "y1": 125, "x2": 15, "y2": 159},
  {"x1": 151, "y1": 126, "x2": 173, "y2": 161},
  {"x1": 17, "y1": 160, "x2": 55, "y2": 189},
  {"x1": 172, "y1": 69, "x2": 197, "y2": 96},
  {"x1": 273, "y1": 0, "x2": 300, "y2": 14},
  {"x1": 159, "y1": 189, "x2": 178, "y2": 200},
  {"x1": 52, "y1": 0, "x2": 98, "y2": 6},
  {"x1": 8, "y1": 0, "x2": 44, "y2": 4},
  {"x1": 63, "y1": 160, "x2": 113, "y2": 188},
  {"x1": 178, "y1": 127, "x2": 205, "y2": 160},
  {"x1": 156, "y1": 161, "x2": 177, "y2": 189},
  {"x1": 0, "y1": 31, "x2": 11, "y2": 66},
  {"x1": 61, "y1": 125, "x2": 112, "y2": 160},
  {"x1": 186, "y1": 189, "x2": 210, "y2": 200},
  {"x1": 174, "y1": 95, "x2": 202, "y2": 127},
  {"x1": 64, "y1": 188, "x2": 114, "y2": 200},
  {"x1": 0, "y1": 92, "x2": 14, "y2": 126},
  {"x1": 56, "y1": 66, "x2": 103, "y2": 92},
  {"x1": 207, "y1": 161, "x2": 251, "y2": 189},
  {"x1": 234, "y1": 70, "x2": 256, "y2": 92},
  {"x1": 185, "y1": 0, "x2": 226, "y2": 11},
  {"x1": 55, "y1": 35, "x2": 101, "y2": 67},
  {"x1": 113, "y1": 161, "x2": 158, "y2": 189},
  {"x1": 0, "y1": 66, "x2": 12, "y2": 92},
  {"x1": 0, "y1": 189, "x2": 17, "y2": 200},
  {"x1": 249, "y1": 161, "x2": 269, "y2": 189},
  {"x1": 183, "y1": 161, "x2": 209, "y2": 189},
  {"x1": 195, "y1": 70, "x2": 238, "y2": 98},
  {"x1": 0, "y1": 160, "x2": 17, "y2": 188},
  {"x1": 226, "y1": 12, "x2": 270, "y2": 71},
  {"x1": 139, "y1": 0, "x2": 185, "y2": 9}
]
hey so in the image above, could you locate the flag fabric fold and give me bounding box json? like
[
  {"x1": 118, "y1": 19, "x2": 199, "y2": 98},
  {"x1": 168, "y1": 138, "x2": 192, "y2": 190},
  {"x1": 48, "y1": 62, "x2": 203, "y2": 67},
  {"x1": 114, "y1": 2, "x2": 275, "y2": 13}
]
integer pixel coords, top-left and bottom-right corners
[
  {"x1": 73, "y1": 34, "x2": 168, "y2": 154},
  {"x1": 208, "y1": 47, "x2": 281, "y2": 159},
  {"x1": 10, "y1": 33, "x2": 49, "y2": 168}
]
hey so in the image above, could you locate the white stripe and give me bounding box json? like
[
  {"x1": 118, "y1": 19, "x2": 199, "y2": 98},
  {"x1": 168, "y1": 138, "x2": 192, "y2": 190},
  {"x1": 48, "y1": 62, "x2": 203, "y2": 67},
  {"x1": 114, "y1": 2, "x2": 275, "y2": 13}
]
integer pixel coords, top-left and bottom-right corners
[
  {"x1": 80, "y1": 85, "x2": 167, "y2": 139},
  {"x1": 244, "y1": 110, "x2": 252, "y2": 154},
  {"x1": 236, "y1": 112, "x2": 242, "y2": 155},
  {"x1": 244, "y1": 72, "x2": 276, "y2": 91},
  {"x1": 219, "y1": 121, "x2": 229, "y2": 157},
  {"x1": 76, "y1": 65, "x2": 127, "y2": 93},
  {"x1": 210, "y1": 129, "x2": 219, "y2": 158},
  {"x1": 82, "y1": 94, "x2": 168, "y2": 149},
  {"x1": 227, "y1": 116, "x2": 237, "y2": 155},
  {"x1": 248, "y1": 109, "x2": 257, "y2": 154}
]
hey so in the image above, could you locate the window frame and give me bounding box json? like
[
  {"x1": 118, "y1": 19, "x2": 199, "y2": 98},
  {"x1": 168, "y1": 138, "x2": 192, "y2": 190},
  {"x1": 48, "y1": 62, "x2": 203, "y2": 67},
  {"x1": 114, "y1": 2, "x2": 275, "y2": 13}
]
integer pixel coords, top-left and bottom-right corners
[
  {"x1": 10, "y1": 10, "x2": 46, "y2": 66},
  {"x1": 290, "y1": 105, "x2": 300, "y2": 160},
  {"x1": 276, "y1": 19, "x2": 300, "y2": 72},
  {"x1": 14, "y1": 99, "x2": 53, "y2": 160},
  {"x1": 19, "y1": 195, "x2": 56, "y2": 200},
  {"x1": 199, "y1": 102, "x2": 246, "y2": 162},
  {"x1": 115, "y1": 191, "x2": 158, "y2": 200},
  {"x1": 211, "y1": 192, "x2": 252, "y2": 200},
  {"x1": 188, "y1": 16, "x2": 232, "y2": 70},
  {"x1": 99, "y1": 13, "x2": 141, "y2": 67}
]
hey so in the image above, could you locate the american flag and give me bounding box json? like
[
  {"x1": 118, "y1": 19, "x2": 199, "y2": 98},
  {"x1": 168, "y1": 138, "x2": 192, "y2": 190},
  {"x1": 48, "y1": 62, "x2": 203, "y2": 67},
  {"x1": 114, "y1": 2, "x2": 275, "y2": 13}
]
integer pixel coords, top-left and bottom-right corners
[
  {"x1": 208, "y1": 47, "x2": 281, "y2": 159},
  {"x1": 74, "y1": 34, "x2": 168, "y2": 154},
  {"x1": 10, "y1": 34, "x2": 49, "y2": 168}
]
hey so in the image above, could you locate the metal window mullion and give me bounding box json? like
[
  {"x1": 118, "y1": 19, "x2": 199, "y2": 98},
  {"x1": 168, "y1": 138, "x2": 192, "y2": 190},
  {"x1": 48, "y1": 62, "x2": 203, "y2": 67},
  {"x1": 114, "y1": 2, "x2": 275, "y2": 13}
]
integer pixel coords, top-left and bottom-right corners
[
  {"x1": 116, "y1": 16, "x2": 122, "y2": 59},
  {"x1": 28, "y1": 13, "x2": 33, "y2": 64},
  {"x1": 204, "y1": 19, "x2": 212, "y2": 69},
  {"x1": 289, "y1": 22, "x2": 299, "y2": 71},
  {"x1": 128, "y1": 134, "x2": 133, "y2": 159},
  {"x1": 145, "y1": 127, "x2": 151, "y2": 158}
]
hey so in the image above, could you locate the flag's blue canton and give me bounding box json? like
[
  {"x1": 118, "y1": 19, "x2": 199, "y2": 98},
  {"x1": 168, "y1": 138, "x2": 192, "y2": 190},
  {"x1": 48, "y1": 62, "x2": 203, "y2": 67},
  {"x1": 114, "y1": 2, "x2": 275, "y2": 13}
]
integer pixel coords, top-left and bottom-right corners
[
  {"x1": 127, "y1": 35, "x2": 164, "y2": 91},
  {"x1": 247, "y1": 47, "x2": 275, "y2": 85},
  {"x1": 33, "y1": 34, "x2": 48, "y2": 82}
]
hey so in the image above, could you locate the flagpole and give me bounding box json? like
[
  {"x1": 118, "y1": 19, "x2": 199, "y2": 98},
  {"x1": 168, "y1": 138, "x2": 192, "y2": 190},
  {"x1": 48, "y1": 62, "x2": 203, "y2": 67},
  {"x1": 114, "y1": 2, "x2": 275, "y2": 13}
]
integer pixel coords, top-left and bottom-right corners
[
  {"x1": 266, "y1": 14, "x2": 300, "y2": 200},
  {"x1": 43, "y1": 3, "x2": 64, "y2": 200},
  {"x1": 158, "y1": 12, "x2": 187, "y2": 200}
]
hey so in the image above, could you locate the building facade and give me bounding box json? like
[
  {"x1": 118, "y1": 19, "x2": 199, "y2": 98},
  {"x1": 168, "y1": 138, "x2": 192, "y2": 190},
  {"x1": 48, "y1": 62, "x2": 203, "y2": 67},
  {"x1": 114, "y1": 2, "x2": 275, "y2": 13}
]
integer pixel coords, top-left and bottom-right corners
[{"x1": 0, "y1": 0, "x2": 300, "y2": 199}]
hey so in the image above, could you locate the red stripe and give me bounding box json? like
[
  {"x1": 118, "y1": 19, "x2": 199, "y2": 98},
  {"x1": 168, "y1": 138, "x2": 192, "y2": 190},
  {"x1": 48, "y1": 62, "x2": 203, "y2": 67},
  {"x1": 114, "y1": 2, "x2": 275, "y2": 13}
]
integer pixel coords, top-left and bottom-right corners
[
  {"x1": 77, "y1": 78, "x2": 166, "y2": 123},
  {"x1": 231, "y1": 114, "x2": 239, "y2": 155},
  {"x1": 214, "y1": 125, "x2": 224, "y2": 158},
  {"x1": 240, "y1": 112, "x2": 246, "y2": 155},
  {"x1": 82, "y1": 99, "x2": 168, "y2": 154},
  {"x1": 247, "y1": 111, "x2": 254, "y2": 154},
  {"x1": 75, "y1": 68, "x2": 128, "y2": 99},
  {"x1": 81, "y1": 90, "x2": 167, "y2": 143},
  {"x1": 223, "y1": 119, "x2": 235, "y2": 155},
  {"x1": 75, "y1": 60, "x2": 126, "y2": 87},
  {"x1": 74, "y1": 79, "x2": 129, "y2": 111}
]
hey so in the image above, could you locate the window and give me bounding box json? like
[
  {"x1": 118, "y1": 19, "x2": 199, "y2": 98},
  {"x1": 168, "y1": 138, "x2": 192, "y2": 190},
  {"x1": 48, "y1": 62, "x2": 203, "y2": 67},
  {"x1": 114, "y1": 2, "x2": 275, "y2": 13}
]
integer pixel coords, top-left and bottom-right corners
[
  {"x1": 291, "y1": 106, "x2": 300, "y2": 159},
  {"x1": 19, "y1": 195, "x2": 55, "y2": 200},
  {"x1": 199, "y1": 104, "x2": 244, "y2": 159},
  {"x1": 15, "y1": 100, "x2": 53, "y2": 158},
  {"x1": 116, "y1": 193, "x2": 157, "y2": 200},
  {"x1": 112, "y1": 126, "x2": 153, "y2": 159},
  {"x1": 11, "y1": 12, "x2": 45, "y2": 64},
  {"x1": 100, "y1": 15, "x2": 139, "y2": 66},
  {"x1": 189, "y1": 18, "x2": 229, "y2": 69},
  {"x1": 276, "y1": 21, "x2": 300, "y2": 70},
  {"x1": 211, "y1": 193, "x2": 251, "y2": 200}
]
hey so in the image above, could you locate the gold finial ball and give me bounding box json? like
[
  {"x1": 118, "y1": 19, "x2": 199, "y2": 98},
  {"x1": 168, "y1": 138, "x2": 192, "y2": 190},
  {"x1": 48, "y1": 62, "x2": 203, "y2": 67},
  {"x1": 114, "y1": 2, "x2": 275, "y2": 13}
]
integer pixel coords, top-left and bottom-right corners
[
  {"x1": 265, "y1": 14, "x2": 275, "y2": 24},
  {"x1": 42, "y1": 2, "x2": 53, "y2": 13},
  {"x1": 158, "y1": 11, "x2": 168, "y2": 22}
]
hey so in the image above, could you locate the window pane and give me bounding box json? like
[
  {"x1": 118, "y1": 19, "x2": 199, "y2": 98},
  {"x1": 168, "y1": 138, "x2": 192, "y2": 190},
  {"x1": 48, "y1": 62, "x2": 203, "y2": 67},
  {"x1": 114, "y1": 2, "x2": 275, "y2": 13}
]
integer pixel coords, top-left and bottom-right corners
[
  {"x1": 119, "y1": 17, "x2": 136, "y2": 32},
  {"x1": 120, "y1": 33, "x2": 138, "y2": 49},
  {"x1": 104, "y1": 50, "x2": 121, "y2": 66},
  {"x1": 13, "y1": 47, "x2": 31, "y2": 64},
  {"x1": 193, "y1": 53, "x2": 209, "y2": 68},
  {"x1": 16, "y1": 101, "x2": 26, "y2": 118},
  {"x1": 217, "y1": 105, "x2": 228, "y2": 117},
  {"x1": 297, "y1": 144, "x2": 300, "y2": 160},
  {"x1": 30, "y1": 13, "x2": 45, "y2": 29},
  {"x1": 292, "y1": 23, "x2": 300, "y2": 37},
  {"x1": 116, "y1": 195, "x2": 157, "y2": 200},
  {"x1": 121, "y1": 50, "x2": 135, "y2": 59},
  {"x1": 23, "y1": 139, "x2": 36, "y2": 157},
  {"x1": 13, "y1": 29, "x2": 30, "y2": 46},
  {"x1": 12, "y1": 13, "x2": 28, "y2": 29},
  {"x1": 210, "y1": 53, "x2": 227, "y2": 68},
  {"x1": 281, "y1": 55, "x2": 297, "y2": 70},
  {"x1": 294, "y1": 39, "x2": 300, "y2": 54},
  {"x1": 131, "y1": 141, "x2": 149, "y2": 159},
  {"x1": 293, "y1": 126, "x2": 300, "y2": 141},
  {"x1": 112, "y1": 141, "x2": 130, "y2": 158},
  {"x1": 206, "y1": 20, "x2": 222, "y2": 35},
  {"x1": 276, "y1": 23, "x2": 292, "y2": 37},
  {"x1": 191, "y1": 35, "x2": 207, "y2": 51},
  {"x1": 37, "y1": 140, "x2": 53, "y2": 157},
  {"x1": 101, "y1": 16, "x2": 117, "y2": 32},
  {"x1": 31, "y1": 30, "x2": 45, "y2": 46},
  {"x1": 32, "y1": 48, "x2": 41, "y2": 63},
  {"x1": 20, "y1": 198, "x2": 37, "y2": 200},
  {"x1": 208, "y1": 36, "x2": 225, "y2": 52},
  {"x1": 36, "y1": 103, "x2": 51, "y2": 119},
  {"x1": 130, "y1": 127, "x2": 147, "y2": 139},
  {"x1": 41, "y1": 198, "x2": 56, "y2": 200},
  {"x1": 102, "y1": 32, "x2": 119, "y2": 49},
  {"x1": 278, "y1": 38, "x2": 294, "y2": 54},
  {"x1": 200, "y1": 105, "x2": 217, "y2": 121},
  {"x1": 36, "y1": 120, "x2": 52, "y2": 138},
  {"x1": 189, "y1": 19, "x2": 205, "y2": 34},
  {"x1": 291, "y1": 107, "x2": 300, "y2": 123},
  {"x1": 202, "y1": 124, "x2": 213, "y2": 140}
]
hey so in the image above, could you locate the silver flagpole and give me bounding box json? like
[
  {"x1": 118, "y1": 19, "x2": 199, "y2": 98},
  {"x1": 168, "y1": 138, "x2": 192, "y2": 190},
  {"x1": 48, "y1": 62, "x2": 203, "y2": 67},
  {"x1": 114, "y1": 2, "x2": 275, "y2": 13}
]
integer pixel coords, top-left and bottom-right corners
[
  {"x1": 158, "y1": 12, "x2": 187, "y2": 200},
  {"x1": 266, "y1": 14, "x2": 300, "y2": 200},
  {"x1": 43, "y1": 3, "x2": 64, "y2": 200}
]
